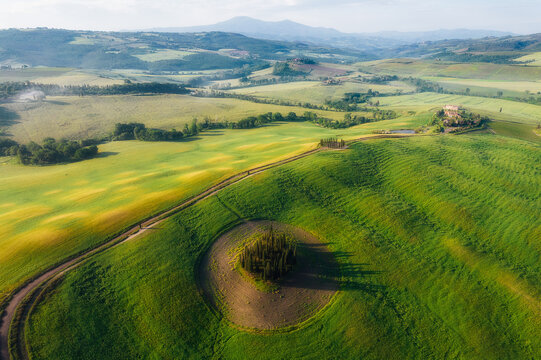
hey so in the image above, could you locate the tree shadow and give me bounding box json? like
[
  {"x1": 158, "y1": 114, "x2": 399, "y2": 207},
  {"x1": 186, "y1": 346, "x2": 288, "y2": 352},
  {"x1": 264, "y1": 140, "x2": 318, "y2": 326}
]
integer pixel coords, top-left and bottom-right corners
[
  {"x1": 280, "y1": 244, "x2": 384, "y2": 294},
  {"x1": 96, "y1": 151, "x2": 119, "y2": 158},
  {"x1": 0, "y1": 106, "x2": 20, "y2": 126},
  {"x1": 44, "y1": 100, "x2": 69, "y2": 106},
  {"x1": 199, "y1": 130, "x2": 225, "y2": 137}
]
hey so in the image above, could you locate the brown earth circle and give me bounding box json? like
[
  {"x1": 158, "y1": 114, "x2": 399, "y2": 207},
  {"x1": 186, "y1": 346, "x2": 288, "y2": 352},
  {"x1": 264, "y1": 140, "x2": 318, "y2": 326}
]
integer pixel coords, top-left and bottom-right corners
[{"x1": 199, "y1": 221, "x2": 339, "y2": 330}]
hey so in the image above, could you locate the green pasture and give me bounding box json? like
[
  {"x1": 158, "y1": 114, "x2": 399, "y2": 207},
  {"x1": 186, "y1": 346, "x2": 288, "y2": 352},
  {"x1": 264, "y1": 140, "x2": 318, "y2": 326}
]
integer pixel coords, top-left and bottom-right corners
[
  {"x1": 378, "y1": 92, "x2": 541, "y2": 124},
  {"x1": 489, "y1": 121, "x2": 541, "y2": 143},
  {"x1": 358, "y1": 59, "x2": 541, "y2": 81},
  {"x1": 0, "y1": 67, "x2": 124, "y2": 86},
  {"x1": 1, "y1": 94, "x2": 375, "y2": 143},
  {"x1": 112, "y1": 68, "x2": 230, "y2": 84},
  {"x1": 425, "y1": 77, "x2": 541, "y2": 97},
  {"x1": 133, "y1": 49, "x2": 197, "y2": 62},
  {"x1": 26, "y1": 134, "x2": 541, "y2": 359},
  {"x1": 228, "y1": 80, "x2": 414, "y2": 104},
  {"x1": 514, "y1": 52, "x2": 541, "y2": 66},
  {"x1": 0, "y1": 115, "x2": 424, "y2": 307}
]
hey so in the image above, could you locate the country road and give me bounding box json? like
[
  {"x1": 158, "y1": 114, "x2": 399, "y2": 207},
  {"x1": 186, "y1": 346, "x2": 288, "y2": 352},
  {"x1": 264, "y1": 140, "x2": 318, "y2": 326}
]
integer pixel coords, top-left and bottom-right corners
[{"x1": 0, "y1": 134, "x2": 409, "y2": 360}]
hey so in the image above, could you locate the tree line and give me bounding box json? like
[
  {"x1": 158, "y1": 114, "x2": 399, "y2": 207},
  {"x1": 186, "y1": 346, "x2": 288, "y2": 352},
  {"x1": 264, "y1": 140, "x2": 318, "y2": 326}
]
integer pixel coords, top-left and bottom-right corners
[
  {"x1": 1, "y1": 109, "x2": 389, "y2": 165},
  {"x1": 0, "y1": 137, "x2": 99, "y2": 165},
  {"x1": 112, "y1": 110, "x2": 390, "y2": 145},
  {"x1": 320, "y1": 137, "x2": 346, "y2": 148}
]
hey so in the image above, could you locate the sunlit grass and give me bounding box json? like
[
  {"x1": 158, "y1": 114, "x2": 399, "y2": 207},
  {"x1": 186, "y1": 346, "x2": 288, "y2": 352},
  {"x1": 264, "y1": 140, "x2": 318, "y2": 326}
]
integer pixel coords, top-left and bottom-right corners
[
  {"x1": 26, "y1": 134, "x2": 540, "y2": 359},
  {"x1": 0, "y1": 117, "x2": 425, "y2": 305}
]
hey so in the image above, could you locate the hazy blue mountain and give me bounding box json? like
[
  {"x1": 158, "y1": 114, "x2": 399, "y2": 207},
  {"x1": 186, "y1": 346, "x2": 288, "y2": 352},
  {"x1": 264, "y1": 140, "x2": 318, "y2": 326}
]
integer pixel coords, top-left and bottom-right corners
[{"x1": 142, "y1": 16, "x2": 515, "y2": 50}]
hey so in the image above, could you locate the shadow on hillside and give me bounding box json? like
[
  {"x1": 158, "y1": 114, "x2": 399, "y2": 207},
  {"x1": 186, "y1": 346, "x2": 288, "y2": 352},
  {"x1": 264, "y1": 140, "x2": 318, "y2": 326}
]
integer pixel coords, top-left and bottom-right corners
[
  {"x1": 96, "y1": 151, "x2": 119, "y2": 158},
  {"x1": 199, "y1": 131, "x2": 225, "y2": 137},
  {"x1": 0, "y1": 106, "x2": 20, "y2": 126},
  {"x1": 45, "y1": 100, "x2": 70, "y2": 106},
  {"x1": 281, "y1": 244, "x2": 384, "y2": 293}
]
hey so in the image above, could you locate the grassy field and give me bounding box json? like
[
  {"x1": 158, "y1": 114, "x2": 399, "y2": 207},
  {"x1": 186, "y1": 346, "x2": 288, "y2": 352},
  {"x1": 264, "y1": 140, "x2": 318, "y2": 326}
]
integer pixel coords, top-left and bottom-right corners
[
  {"x1": 514, "y1": 52, "x2": 541, "y2": 66},
  {"x1": 378, "y1": 92, "x2": 541, "y2": 124},
  {"x1": 227, "y1": 80, "x2": 414, "y2": 104},
  {"x1": 0, "y1": 116, "x2": 425, "y2": 308},
  {"x1": 489, "y1": 121, "x2": 541, "y2": 143},
  {"x1": 0, "y1": 68, "x2": 124, "y2": 86},
  {"x1": 26, "y1": 134, "x2": 541, "y2": 359},
  {"x1": 358, "y1": 59, "x2": 541, "y2": 81},
  {"x1": 133, "y1": 49, "x2": 197, "y2": 62},
  {"x1": 1, "y1": 94, "x2": 377, "y2": 143},
  {"x1": 425, "y1": 77, "x2": 541, "y2": 97}
]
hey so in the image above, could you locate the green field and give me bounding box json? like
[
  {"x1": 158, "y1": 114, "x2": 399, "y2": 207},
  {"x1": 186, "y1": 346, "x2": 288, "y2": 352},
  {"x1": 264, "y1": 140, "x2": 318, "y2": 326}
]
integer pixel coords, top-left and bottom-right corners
[
  {"x1": 228, "y1": 80, "x2": 414, "y2": 104},
  {"x1": 1, "y1": 94, "x2": 377, "y2": 143},
  {"x1": 0, "y1": 116, "x2": 424, "y2": 307},
  {"x1": 378, "y1": 92, "x2": 541, "y2": 124},
  {"x1": 514, "y1": 52, "x2": 541, "y2": 66},
  {"x1": 358, "y1": 59, "x2": 541, "y2": 81},
  {"x1": 425, "y1": 77, "x2": 541, "y2": 97},
  {"x1": 0, "y1": 68, "x2": 124, "y2": 86},
  {"x1": 133, "y1": 49, "x2": 197, "y2": 62},
  {"x1": 489, "y1": 121, "x2": 541, "y2": 143},
  {"x1": 3, "y1": 41, "x2": 541, "y2": 360},
  {"x1": 26, "y1": 135, "x2": 541, "y2": 359}
]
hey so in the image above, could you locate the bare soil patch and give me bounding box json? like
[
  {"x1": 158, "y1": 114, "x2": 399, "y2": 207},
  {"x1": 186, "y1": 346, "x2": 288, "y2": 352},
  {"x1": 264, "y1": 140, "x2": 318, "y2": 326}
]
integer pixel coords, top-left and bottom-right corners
[{"x1": 199, "y1": 221, "x2": 339, "y2": 330}]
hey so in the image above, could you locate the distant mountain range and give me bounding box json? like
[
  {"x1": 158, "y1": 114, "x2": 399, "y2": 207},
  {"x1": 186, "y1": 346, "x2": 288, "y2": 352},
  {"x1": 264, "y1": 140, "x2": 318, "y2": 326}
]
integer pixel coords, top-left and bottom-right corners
[{"x1": 141, "y1": 16, "x2": 515, "y2": 51}]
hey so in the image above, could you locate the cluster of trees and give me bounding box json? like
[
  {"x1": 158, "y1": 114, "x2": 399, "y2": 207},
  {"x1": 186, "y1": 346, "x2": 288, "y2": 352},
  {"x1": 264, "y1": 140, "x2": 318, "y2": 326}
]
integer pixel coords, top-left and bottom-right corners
[
  {"x1": 290, "y1": 57, "x2": 317, "y2": 64},
  {"x1": 0, "y1": 81, "x2": 189, "y2": 99},
  {"x1": 0, "y1": 137, "x2": 98, "y2": 165},
  {"x1": 320, "y1": 137, "x2": 346, "y2": 148},
  {"x1": 432, "y1": 109, "x2": 490, "y2": 130},
  {"x1": 239, "y1": 227, "x2": 297, "y2": 281},
  {"x1": 324, "y1": 90, "x2": 382, "y2": 111},
  {"x1": 307, "y1": 111, "x2": 385, "y2": 129},
  {"x1": 112, "y1": 122, "x2": 198, "y2": 141},
  {"x1": 361, "y1": 75, "x2": 399, "y2": 84},
  {"x1": 272, "y1": 62, "x2": 305, "y2": 77},
  {"x1": 404, "y1": 77, "x2": 445, "y2": 93}
]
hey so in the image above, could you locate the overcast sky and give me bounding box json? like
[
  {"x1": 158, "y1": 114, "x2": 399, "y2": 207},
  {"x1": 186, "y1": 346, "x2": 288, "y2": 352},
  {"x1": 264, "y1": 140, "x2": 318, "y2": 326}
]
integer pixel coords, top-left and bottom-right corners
[{"x1": 0, "y1": 0, "x2": 539, "y2": 34}]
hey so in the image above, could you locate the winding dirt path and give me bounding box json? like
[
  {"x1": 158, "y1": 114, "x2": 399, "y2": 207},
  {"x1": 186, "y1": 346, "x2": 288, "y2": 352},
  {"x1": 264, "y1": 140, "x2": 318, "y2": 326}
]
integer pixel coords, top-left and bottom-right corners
[{"x1": 0, "y1": 134, "x2": 411, "y2": 360}]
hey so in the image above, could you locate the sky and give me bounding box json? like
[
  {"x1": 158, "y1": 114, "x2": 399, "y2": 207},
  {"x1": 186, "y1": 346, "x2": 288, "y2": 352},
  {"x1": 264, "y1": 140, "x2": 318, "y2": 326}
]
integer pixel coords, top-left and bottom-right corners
[{"x1": 0, "y1": 0, "x2": 539, "y2": 34}]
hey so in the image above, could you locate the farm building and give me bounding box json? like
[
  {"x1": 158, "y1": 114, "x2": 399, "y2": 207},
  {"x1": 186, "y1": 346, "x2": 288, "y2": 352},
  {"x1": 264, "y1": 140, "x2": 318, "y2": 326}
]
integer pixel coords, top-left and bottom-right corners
[{"x1": 443, "y1": 105, "x2": 460, "y2": 119}]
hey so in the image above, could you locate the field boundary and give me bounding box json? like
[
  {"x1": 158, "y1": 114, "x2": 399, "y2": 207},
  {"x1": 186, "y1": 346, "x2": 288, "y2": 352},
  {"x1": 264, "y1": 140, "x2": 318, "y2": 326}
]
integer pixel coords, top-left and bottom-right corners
[{"x1": 0, "y1": 133, "x2": 414, "y2": 360}]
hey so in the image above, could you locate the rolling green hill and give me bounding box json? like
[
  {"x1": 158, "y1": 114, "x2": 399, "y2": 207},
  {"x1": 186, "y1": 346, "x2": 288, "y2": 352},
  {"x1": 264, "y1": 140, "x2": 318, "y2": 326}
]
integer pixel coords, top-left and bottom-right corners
[
  {"x1": 0, "y1": 29, "x2": 368, "y2": 71},
  {"x1": 26, "y1": 134, "x2": 541, "y2": 359}
]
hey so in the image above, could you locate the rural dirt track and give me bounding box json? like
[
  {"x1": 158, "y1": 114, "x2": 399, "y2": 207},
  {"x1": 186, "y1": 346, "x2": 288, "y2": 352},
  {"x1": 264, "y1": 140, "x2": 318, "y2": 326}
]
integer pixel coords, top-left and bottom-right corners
[{"x1": 0, "y1": 134, "x2": 410, "y2": 360}]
